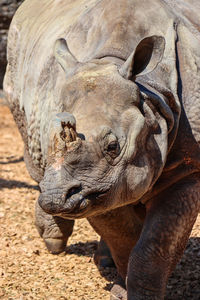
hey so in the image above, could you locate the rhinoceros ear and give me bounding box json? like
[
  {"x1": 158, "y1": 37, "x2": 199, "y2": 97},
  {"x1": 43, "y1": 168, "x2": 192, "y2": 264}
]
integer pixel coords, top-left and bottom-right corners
[
  {"x1": 54, "y1": 38, "x2": 79, "y2": 73},
  {"x1": 119, "y1": 36, "x2": 165, "y2": 80}
]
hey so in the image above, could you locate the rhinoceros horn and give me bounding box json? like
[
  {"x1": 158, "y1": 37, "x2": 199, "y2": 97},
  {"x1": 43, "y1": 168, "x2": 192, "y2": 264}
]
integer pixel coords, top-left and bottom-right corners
[
  {"x1": 119, "y1": 35, "x2": 165, "y2": 80},
  {"x1": 54, "y1": 38, "x2": 79, "y2": 74},
  {"x1": 49, "y1": 112, "x2": 81, "y2": 156}
]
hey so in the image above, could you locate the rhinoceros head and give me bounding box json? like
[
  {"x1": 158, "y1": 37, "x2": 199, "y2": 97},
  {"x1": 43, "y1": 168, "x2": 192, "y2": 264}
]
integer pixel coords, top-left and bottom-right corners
[{"x1": 38, "y1": 35, "x2": 174, "y2": 219}]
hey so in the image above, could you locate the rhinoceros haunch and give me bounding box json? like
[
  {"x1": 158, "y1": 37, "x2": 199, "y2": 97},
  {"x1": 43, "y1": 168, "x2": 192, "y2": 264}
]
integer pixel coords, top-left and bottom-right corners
[{"x1": 4, "y1": 0, "x2": 200, "y2": 299}]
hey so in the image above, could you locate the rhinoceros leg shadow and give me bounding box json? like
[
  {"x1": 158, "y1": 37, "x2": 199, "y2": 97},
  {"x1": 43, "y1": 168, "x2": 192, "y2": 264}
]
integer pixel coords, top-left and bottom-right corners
[
  {"x1": 66, "y1": 240, "x2": 98, "y2": 257},
  {"x1": 66, "y1": 240, "x2": 118, "y2": 283}
]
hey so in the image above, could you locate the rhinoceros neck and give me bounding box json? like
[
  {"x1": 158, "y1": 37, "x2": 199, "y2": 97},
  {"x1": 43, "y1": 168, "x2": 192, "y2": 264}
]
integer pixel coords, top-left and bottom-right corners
[
  {"x1": 138, "y1": 75, "x2": 200, "y2": 205},
  {"x1": 141, "y1": 112, "x2": 200, "y2": 204}
]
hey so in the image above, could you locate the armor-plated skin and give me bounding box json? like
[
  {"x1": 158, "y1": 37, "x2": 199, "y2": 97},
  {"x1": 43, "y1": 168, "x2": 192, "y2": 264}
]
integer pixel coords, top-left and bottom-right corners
[{"x1": 4, "y1": 0, "x2": 200, "y2": 299}]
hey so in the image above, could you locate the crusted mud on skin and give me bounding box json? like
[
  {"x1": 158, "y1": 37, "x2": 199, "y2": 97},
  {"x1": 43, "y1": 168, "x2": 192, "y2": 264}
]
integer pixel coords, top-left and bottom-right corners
[{"x1": 0, "y1": 96, "x2": 199, "y2": 299}]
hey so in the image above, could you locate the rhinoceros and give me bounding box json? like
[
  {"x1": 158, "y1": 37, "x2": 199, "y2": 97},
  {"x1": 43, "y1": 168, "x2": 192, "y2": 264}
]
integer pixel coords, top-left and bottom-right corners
[{"x1": 4, "y1": 0, "x2": 200, "y2": 299}]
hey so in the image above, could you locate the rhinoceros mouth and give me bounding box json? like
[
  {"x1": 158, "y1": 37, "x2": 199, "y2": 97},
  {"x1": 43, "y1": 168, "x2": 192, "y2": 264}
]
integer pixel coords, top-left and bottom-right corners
[
  {"x1": 39, "y1": 188, "x2": 109, "y2": 219},
  {"x1": 58, "y1": 189, "x2": 109, "y2": 219}
]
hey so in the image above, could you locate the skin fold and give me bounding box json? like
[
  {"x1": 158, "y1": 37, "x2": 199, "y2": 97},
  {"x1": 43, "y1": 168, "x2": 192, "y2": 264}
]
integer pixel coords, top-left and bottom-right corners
[{"x1": 4, "y1": 0, "x2": 200, "y2": 299}]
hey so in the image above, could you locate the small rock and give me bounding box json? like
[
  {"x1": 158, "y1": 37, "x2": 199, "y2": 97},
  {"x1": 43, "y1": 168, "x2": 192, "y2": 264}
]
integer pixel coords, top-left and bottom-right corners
[
  {"x1": 0, "y1": 212, "x2": 5, "y2": 218},
  {"x1": 22, "y1": 235, "x2": 33, "y2": 241}
]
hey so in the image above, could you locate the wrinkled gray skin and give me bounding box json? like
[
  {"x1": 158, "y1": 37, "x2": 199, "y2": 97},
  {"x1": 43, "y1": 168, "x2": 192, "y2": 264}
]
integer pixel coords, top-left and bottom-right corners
[{"x1": 4, "y1": 0, "x2": 200, "y2": 299}]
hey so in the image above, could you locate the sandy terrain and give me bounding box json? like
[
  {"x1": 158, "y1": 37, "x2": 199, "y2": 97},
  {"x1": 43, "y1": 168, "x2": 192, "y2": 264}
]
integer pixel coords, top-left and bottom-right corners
[{"x1": 0, "y1": 96, "x2": 199, "y2": 299}]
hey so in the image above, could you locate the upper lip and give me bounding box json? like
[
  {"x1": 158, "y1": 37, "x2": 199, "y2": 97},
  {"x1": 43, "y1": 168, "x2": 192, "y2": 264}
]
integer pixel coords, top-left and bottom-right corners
[
  {"x1": 58, "y1": 190, "x2": 109, "y2": 219},
  {"x1": 61, "y1": 189, "x2": 108, "y2": 214},
  {"x1": 39, "y1": 188, "x2": 109, "y2": 216}
]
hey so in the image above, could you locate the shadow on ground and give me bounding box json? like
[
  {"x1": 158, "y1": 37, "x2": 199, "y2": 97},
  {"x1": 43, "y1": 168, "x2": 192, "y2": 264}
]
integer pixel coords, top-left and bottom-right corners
[
  {"x1": 66, "y1": 240, "x2": 98, "y2": 257},
  {"x1": 0, "y1": 156, "x2": 24, "y2": 164},
  {"x1": 66, "y1": 240, "x2": 118, "y2": 286},
  {"x1": 0, "y1": 178, "x2": 39, "y2": 190}
]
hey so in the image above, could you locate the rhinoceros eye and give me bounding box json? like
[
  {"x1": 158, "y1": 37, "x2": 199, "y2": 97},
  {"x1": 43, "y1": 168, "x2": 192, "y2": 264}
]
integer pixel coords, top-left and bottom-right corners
[
  {"x1": 106, "y1": 139, "x2": 120, "y2": 159},
  {"x1": 107, "y1": 141, "x2": 119, "y2": 152},
  {"x1": 101, "y1": 129, "x2": 120, "y2": 159}
]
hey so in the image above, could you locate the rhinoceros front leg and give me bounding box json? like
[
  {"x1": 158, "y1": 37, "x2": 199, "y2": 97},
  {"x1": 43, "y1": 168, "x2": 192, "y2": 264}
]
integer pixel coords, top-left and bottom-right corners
[
  {"x1": 35, "y1": 199, "x2": 74, "y2": 254},
  {"x1": 127, "y1": 175, "x2": 200, "y2": 300},
  {"x1": 88, "y1": 203, "x2": 145, "y2": 300}
]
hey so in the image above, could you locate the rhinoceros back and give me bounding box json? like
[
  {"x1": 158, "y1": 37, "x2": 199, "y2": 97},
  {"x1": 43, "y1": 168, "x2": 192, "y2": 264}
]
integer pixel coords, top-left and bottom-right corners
[{"x1": 3, "y1": 0, "x2": 99, "y2": 171}]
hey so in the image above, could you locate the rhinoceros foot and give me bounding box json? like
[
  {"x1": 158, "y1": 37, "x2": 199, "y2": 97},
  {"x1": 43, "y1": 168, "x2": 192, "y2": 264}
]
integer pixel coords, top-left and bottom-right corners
[
  {"x1": 94, "y1": 238, "x2": 115, "y2": 268},
  {"x1": 44, "y1": 238, "x2": 67, "y2": 254},
  {"x1": 35, "y1": 198, "x2": 74, "y2": 254}
]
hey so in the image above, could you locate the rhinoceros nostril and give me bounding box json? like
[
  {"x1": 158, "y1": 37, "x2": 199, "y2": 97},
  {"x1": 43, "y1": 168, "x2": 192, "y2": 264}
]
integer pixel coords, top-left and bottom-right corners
[{"x1": 65, "y1": 186, "x2": 82, "y2": 200}]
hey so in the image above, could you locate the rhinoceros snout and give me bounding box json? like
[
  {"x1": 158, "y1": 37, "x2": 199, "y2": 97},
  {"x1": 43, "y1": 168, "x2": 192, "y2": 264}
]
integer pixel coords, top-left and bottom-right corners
[{"x1": 38, "y1": 184, "x2": 90, "y2": 216}]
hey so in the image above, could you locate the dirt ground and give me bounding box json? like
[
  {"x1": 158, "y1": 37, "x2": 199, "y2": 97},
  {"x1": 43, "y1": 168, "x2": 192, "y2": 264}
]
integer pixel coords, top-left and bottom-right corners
[{"x1": 0, "y1": 95, "x2": 199, "y2": 300}]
